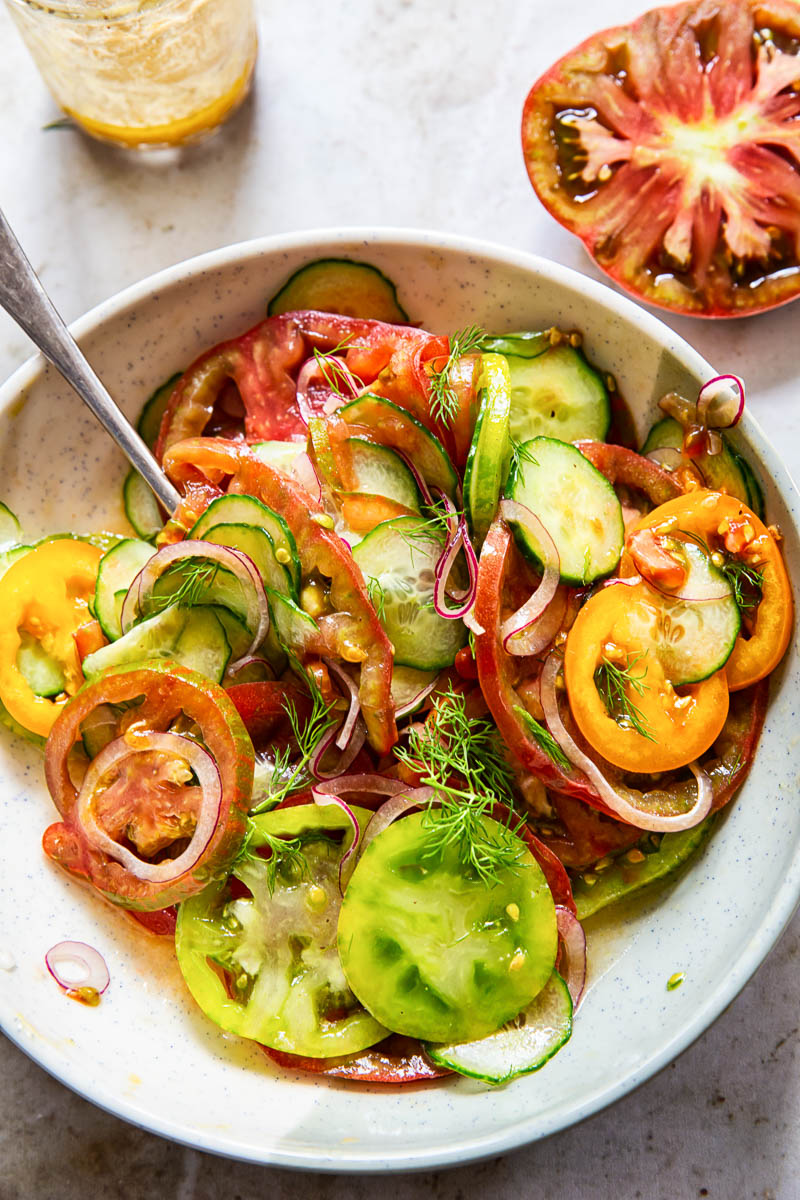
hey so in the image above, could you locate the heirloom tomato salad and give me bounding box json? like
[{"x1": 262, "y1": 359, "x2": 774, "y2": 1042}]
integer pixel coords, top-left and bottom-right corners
[{"x1": 0, "y1": 258, "x2": 791, "y2": 1086}]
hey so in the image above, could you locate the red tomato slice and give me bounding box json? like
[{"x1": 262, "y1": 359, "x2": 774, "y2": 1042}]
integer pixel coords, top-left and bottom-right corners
[
  {"x1": 262, "y1": 1034, "x2": 450, "y2": 1082},
  {"x1": 128, "y1": 907, "x2": 178, "y2": 936},
  {"x1": 522, "y1": 1, "x2": 800, "y2": 317},
  {"x1": 575, "y1": 442, "x2": 683, "y2": 507},
  {"x1": 43, "y1": 661, "x2": 253, "y2": 911}
]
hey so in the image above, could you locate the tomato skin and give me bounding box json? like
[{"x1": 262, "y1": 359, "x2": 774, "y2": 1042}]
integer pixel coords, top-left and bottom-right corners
[
  {"x1": 224, "y1": 681, "x2": 310, "y2": 747},
  {"x1": 521, "y1": 1, "x2": 800, "y2": 318},
  {"x1": 576, "y1": 442, "x2": 683, "y2": 508},
  {"x1": 128, "y1": 907, "x2": 178, "y2": 937},
  {"x1": 164, "y1": 438, "x2": 397, "y2": 755},
  {"x1": 540, "y1": 794, "x2": 643, "y2": 871},
  {"x1": 42, "y1": 661, "x2": 253, "y2": 910},
  {"x1": 261, "y1": 1035, "x2": 450, "y2": 1083}
]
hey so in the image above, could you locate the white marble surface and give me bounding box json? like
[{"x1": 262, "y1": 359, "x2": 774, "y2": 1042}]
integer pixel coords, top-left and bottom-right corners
[{"x1": 0, "y1": 0, "x2": 798, "y2": 1194}]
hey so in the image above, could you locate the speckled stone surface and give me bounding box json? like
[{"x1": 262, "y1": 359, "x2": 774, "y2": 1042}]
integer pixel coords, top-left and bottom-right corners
[{"x1": 0, "y1": 0, "x2": 799, "y2": 1195}]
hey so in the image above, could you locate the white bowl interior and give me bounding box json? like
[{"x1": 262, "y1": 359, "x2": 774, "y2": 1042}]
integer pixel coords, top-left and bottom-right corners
[{"x1": 0, "y1": 230, "x2": 798, "y2": 1171}]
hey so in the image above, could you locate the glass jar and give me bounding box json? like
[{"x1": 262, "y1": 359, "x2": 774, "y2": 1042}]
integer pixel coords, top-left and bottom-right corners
[{"x1": 6, "y1": 0, "x2": 258, "y2": 148}]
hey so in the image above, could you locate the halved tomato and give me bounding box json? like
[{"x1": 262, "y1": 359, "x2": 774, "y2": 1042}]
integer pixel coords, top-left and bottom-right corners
[{"x1": 522, "y1": 0, "x2": 800, "y2": 317}]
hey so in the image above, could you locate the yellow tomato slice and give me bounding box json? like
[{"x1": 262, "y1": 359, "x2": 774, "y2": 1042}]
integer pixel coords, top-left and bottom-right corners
[
  {"x1": 565, "y1": 579, "x2": 729, "y2": 773},
  {"x1": 624, "y1": 491, "x2": 792, "y2": 691},
  {"x1": 0, "y1": 539, "x2": 103, "y2": 737}
]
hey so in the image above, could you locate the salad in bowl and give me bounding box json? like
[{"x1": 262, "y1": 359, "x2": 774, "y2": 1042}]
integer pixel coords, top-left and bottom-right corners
[{"x1": 0, "y1": 254, "x2": 791, "y2": 1087}]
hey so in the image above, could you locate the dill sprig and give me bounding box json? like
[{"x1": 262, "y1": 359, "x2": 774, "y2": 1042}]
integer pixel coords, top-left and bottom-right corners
[
  {"x1": 146, "y1": 560, "x2": 221, "y2": 614},
  {"x1": 235, "y1": 820, "x2": 309, "y2": 895},
  {"x1": 366, "y1": 575, "x2": 387, "y2": 622},
  {"x1": 428, "y1": 325, "x2": 485, "y2": 426},
  {"x1": 721, "y1": 558, "x2": 764, "y2": 612},
  {"x1": 594, "y1": 651, "x2": 656, "y2": 741},
  {"x1": 394, "y1": 686, "x2": 525, "y2": 885},
  {"x1": 508, "y1": 436, "x2": 539, "y2": 476},
  {"x1": 513, "y1": 706, "x2": 571, "y2": 771},
  {"x1": 313, "y1": 334, "x2": 360, "y2": 398},
  {"x1": 249, "y1": 683, "x2": 337, "y2": 815}
]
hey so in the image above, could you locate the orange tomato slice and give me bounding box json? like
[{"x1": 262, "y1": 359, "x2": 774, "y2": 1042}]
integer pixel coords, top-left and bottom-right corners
[
  {"x1": 624, "y1": 491, "x2": 792, "y2": 691},
  {"x1": 565, "y1": 579, "x2": 729, "y2": 773}
]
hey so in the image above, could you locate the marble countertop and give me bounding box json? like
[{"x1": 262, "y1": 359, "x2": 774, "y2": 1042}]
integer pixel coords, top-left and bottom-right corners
[{"x1": 0, "y1": 0, "x2": 798, "y2": 1194}]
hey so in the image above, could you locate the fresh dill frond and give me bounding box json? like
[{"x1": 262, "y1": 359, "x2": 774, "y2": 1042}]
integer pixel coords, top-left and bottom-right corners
[
  {"x1": 508, "y1": 436, "x2": 539, "y2": 475},
  {"x1": 394, "y1": 686, "x2": 525, "y2": 885},
  {"x1": 146, "y1": 559, "x2": 222, "y2": 614},
  {"x1": 721, "y1": 558, "x2": 764, "y2": 612},
  {"x1": 249, "y1": 682, "x2": 337, "y2": 815},
  {"x1": 428, "y1": 324, "x2": 485, "y2": 426},
  {"x1": 366, "y1": 575, "x2": 387, "y2": 622},
  {"x1": 235, "y1": 821, "x2": 309, "y2": 895},
  {"x1": 594, "y1": 651, "x2": 656, "y2": 741},
  {"x1": 313, "y1": 334, "x2": 360, "y2": 398},
  {"x1": 513, "y1": 706, "x2": 571, "y2": 771}
]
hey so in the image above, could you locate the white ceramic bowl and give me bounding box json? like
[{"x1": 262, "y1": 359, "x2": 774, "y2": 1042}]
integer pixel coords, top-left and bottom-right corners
[{"x1": 0, "y1": 230, "x2": 798, "y2": 1172}]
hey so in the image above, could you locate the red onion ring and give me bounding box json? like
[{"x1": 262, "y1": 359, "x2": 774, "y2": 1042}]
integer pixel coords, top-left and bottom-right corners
[
  {"x1": 555, "y1": 906, "x2": 586, "y2": 1009},
  {"x1": 76, "y1": 732, "x2": 223, "y2": 883},
  {"x1": 309, "y1": 717, "x2": 366, "y2": 780},
  {"x1": 394, "y1": 675, "x2": 439, "y2": 719},
  {"x1": 120, "y1": 540, "x2": 269, "y2": 660},
  {"x1": 498, "y1": 500, "x2": 560, "y2": 655},
  {"x1": 323, "y1": 657, "x2": 361, "y2": 750},
  {"x1": 358, "y1": 785, "x2": 437, "y2": 861},
  {"x1": 311, "y1": 789, "x2": 362, "y2": 892},
  {"x1": 392, "y1": 448, "x2": 435, "y2": 507},
  {"x1": 696, "y1": 374, "x2": 745, "y2": 430},
  {"x1": 540, "y1": 652, "x2": 713, "y2": 832},
  {"x1": 222, "y1": 654, "x2": 276, "y2": 685},
  {"x1": 45, "y1": 941, "x2": 110, "y2": 997},
  {"x1": 312, "y1": 775, "x2": 409, "y2": 797}
]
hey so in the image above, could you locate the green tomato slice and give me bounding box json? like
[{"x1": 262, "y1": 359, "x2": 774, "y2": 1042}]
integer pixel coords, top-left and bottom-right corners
[
  {"x1": 175, "y1": 803, "x2": 388, "y2": 1057},
  {"x1": 337, "y1": 811, "x2": 558, "y2": 1043}
]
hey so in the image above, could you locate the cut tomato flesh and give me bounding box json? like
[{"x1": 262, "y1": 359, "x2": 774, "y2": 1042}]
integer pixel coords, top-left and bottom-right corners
[{"x1": 522, "y1": 0, "x2": 800, "y2": 316}]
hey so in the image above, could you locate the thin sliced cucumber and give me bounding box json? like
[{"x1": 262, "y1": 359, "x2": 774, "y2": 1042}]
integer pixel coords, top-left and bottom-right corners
[
  {"x1": 506, "y1": 438, "x2": 624, "y2": 584},
  {"x1": 188, "y1": 494, "x2": 299, "y2": 598},
  {"x1": 267, "y1": 258, "x2": 408, "y2": 322},
  {"x1": 17, "y1": 633, "x2": 65, "y2": 697},
  {"x1": 464, "y1": 354, "x2": 512, "y2": 545},
  {"x1": 250, "y1": 440, "x2": 306, "y2": 476},
  {"x1": 426, "y1": 972, "x2": 572, "y2": 1084},
  {"x1": 82, "y1": 605, "x2": 231, "y2": 684},
  {"x1": 505, "y1": 343, "x2": 610, "y2": 445},
  {"x1": 733, "y1": 448, "x2": 765, "y2": 519},
  {"x1": 390, "y1": 665, "x2": 438, "y2": 714},
  {"x1": 480, "y1": 330, "x2": 551, "y2": 360},
  {"x1": 267, "y1": 588, "x2": 319, "y2": 653},
  {"x1": 352, "y1": 517, "x2": 467, "y2": 670},
  {"x1": 628, "y1": 541, "x2": 740, "y2": 685},
  {"x1": 80, "y1": 703, "x2": 121, "y2": 759},
  {"x1": 339, "y1": 394, "x2": 458, "y2": 499},
  {"x1": 201, "y1": 522, "x2": 291, "y2": 597},
  {"x1": 137, "y1": 373, "x2": 182, "y2": 448},
  {"x1": 573, "y1": 817, "x2": 715, "y2": 920},
  {"x1": 123, "y1": 470, "x2": 163, "y2": 541},
  {"x1": 144, "y1": 561, "x2": 253, "y2": 634},
  {"x1": 0, "y1": 501, "x2": 21, "y2": 548},
  {"x1": 95, "y1": 538, "x2": 155, "y2": 641},
  {"x1": 345, "y1": 438, "x2": 422, "y2": 510},
  {"x1": 642, "y1": 417, "x2": 751, "y2": 504}
]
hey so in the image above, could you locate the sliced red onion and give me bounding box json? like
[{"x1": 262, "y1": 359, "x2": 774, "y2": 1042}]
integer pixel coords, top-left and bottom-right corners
[
  {"x1": 313, "y1": 774, "x2": 409, "y2": 797},
  {"x1": 462, "y1": 607, "x2": 485, "y2": 636},
  {"x1": 309, "y1": 716, "x2": 366, "y2": 780},
  {"x1": 432, "y1": 518, "x2": 479, "y2": 620},
  {"x1": 555, "y1": 906, "x2": 586, "y2": 1009},
  {"x1": 76, "y1": 732, "x2": 223, "y2": 883},
  {"x1": 120, "y1": 539, "x2": 269, "y2": 659},
  {"x1": 296, "y1": 356, "x2": 362, "y2": 426},
  {"x1": 540, "y1": 652, "x2": 713, "y2": 832},
  {"x1": 392, "y1": 448, "x2": 435, "y2": 507},
  {"x1": 358, "y1": 785, "x2": 437, "y2": 860},
  {"x1": 46, "y1": 941, "x2": 110, "y2": 997},
  {"x1": 222, "y1": 654, "x2": 276, "y2": 685},
  {"x1": 291, "y1": 451, "x2": 323, "y2": 502},
  {"x1": 323, "y1": 657, "x2": 361, "y2": 750},
  {"x1": 498, "y1": 500, "x2": 560, "y2": 655},
  {"x1": 311, "y1": 789, "x2": 361, "y2": 891},
  {"x1": 394, "y1": 675, "x2": 439, "y2": 719},
  {"x1": 696, "y1": 374, "x2": 745, "y2": 430}
]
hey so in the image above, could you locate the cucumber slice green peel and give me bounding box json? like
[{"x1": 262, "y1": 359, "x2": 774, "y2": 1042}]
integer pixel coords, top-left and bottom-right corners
[
  {"x1": 94, "y1": 538, "x2": 155, "y2": 641},
  {"x1": 642, "y1": 417, "x2": 761, "y2": 514},
  {"x1": 339, "y1": 394, "x2": 459, "y2": 500},
  {"x1": 464, "y1": 354, "x2": 512, "y2": 546},
  {"x1": 425, "y1": 971, "x2": 572, "y2": 1084},
  {"x1": 506, "y1": 438, "x2": 624, "y2": 585},
  {"x1": 267, "y1": 258, "x2": 409, "y2": 323},
  {"x1": 0, "y1": 501, "x2": 21, "y2": 549}
]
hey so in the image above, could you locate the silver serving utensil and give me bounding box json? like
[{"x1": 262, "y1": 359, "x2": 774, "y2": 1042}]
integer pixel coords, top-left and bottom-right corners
[{"x1": 0, "y1": 206, "x2": 180, "y2": 515}]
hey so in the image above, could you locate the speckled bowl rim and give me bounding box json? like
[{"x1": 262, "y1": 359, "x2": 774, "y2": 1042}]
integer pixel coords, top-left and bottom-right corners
[{"x1": 1, "y1": 227, "x2": 799, "y2": 1172}]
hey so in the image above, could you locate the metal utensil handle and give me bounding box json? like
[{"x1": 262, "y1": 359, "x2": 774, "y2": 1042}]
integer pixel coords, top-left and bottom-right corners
[{"x1": 0, "y1": 207, "x2": 180, "y2": 515}]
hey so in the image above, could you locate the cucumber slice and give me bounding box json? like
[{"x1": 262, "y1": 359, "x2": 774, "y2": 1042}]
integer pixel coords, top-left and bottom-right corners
[
  {"x1": 573, "y1": 817, "x2": 715, "y2": 920},
  {"x1": 464, "y1": 354, "x2": 512, "y2": 545},
  {"x1": 95, "y1": 539, "x2": 155, "y2": 641},
  {"x1": 351, "y1": 517, "x2": 467, "y2": 670},
  {"x1": 627, "y1": 540, "x2": 740, "y2": 685},
  {"x1": 188, "y1": 494, "x2": 299, "y2": 598},
  {"x1": 82, "y1": 605, "x2": 231, "y2": 683},
  {"x1": 201, "y1": 522, "x2": 291, "y2": 597},
  {"x1": 426, "y1": 971, "x2": 572, "y2": 1084},
  {"x1": 16, "y1": 632, "x2": 66, "y2": 697},
  {"x1": 390, "y1": 665, "x2": 438, "y2": 714},
  {"x1": 504, "y1": 343, "x2": 610, "y2": 445},
  {"x1": 339, "y1": 394, "x2": 458, "y2": 500},
  {"x1": 267, "y1": 258, "x2": 408, "y2": 322},
  {"x1": 137, "y1": 373, "x2": 182, "y2": 448},
  {"x1": 250, "y1": 440, "x2": 306, "y2": 476},
  {"x1": 480, "y1": 330, "x2": 551, "y2": 360},
  {"x1": 506, "y1": 438, "x2": 624, "y2": 584},
  {"x1": 642, "y1": 417, "x2": 751, "y2": 503},
  {"x1": 267, "y1": 588, "x2": 319, "y2": 653},
  {"x1": 345, "y1": 438, "x2": 422, "y2": 510},
  {"x1": 0, "y1": 501, "x2": 21, "y2": 548},
  {"x1": 733, "y1": 448, "x2": 765, "y2": 519},
  {"x1": 123, "y1": 470, "x2": 163, "y2": 541},
  {"x1": 80, "y1": 703, "x2": 120, "y2": 759}
]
